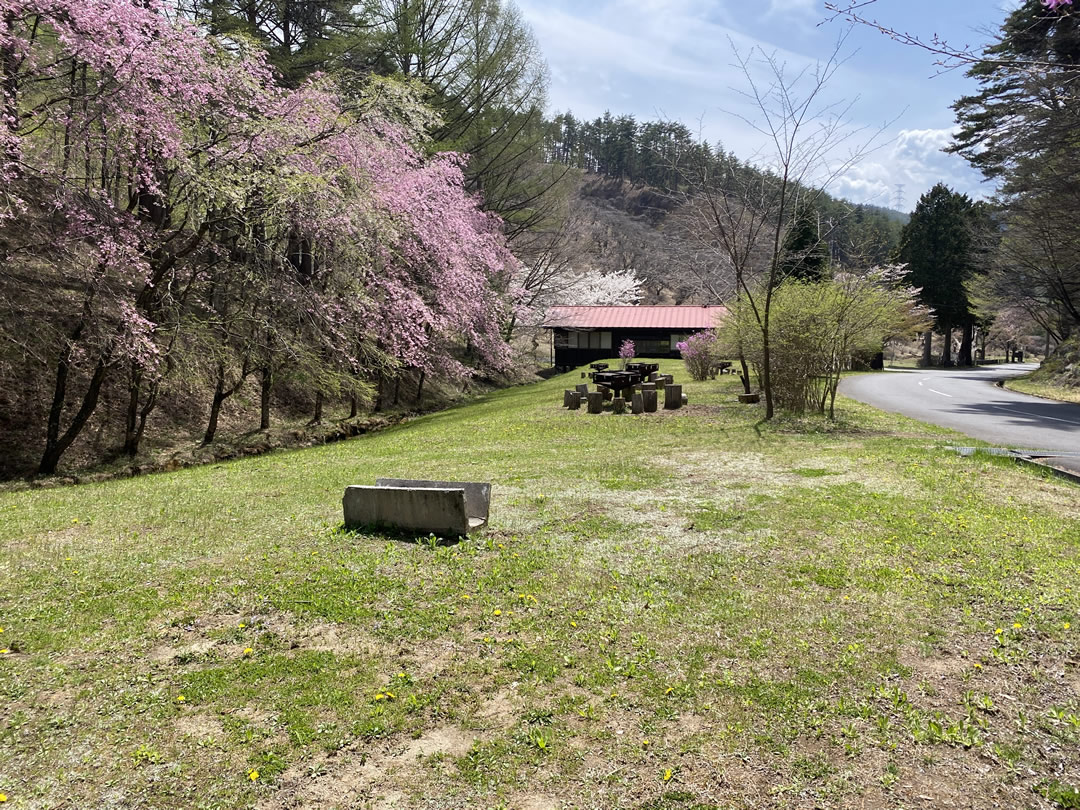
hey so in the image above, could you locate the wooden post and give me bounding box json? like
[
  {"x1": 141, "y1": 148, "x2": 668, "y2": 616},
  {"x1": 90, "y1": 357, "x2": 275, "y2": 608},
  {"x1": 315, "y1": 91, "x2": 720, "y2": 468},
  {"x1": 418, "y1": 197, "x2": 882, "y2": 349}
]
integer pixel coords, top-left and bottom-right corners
[
  {"x1": 664, "y1": 384, "x2": 683, "y2": 409},
  {"x1": 612, "y1": 397, "x2": 626, "y2": 414},
  {"x1": 642, "y1": 389, "x2": 658, "y2": 413},
  {"x1": 587, "y1": 392, "x2": 604, "y2": 414},
  {"x1": 631, "y1": 393, "x2": 644, "y2": 414}
]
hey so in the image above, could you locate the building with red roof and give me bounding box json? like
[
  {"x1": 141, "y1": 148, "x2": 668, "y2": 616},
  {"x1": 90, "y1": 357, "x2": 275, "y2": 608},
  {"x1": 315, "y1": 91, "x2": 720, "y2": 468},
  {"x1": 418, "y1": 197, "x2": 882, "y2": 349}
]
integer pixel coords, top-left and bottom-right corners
[{"x1": 542, "y1": 305, "x2": 728, "y2": 369}]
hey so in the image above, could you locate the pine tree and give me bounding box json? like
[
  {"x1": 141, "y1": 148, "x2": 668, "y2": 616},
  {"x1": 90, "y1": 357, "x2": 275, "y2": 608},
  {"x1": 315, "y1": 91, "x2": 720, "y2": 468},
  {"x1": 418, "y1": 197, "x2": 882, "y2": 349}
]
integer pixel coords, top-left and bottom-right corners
[{"x1": 898, "y1": 184, "x2": 977, "y2": 365}]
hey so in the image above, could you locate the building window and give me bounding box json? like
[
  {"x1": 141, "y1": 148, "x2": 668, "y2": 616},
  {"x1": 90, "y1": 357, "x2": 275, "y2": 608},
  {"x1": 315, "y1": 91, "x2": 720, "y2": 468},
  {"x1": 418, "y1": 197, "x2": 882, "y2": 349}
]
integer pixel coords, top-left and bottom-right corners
[
  {"x1": 566, "y1": 331, "x2": 611, "y2": 350},
  {"x1": 670, "y1": 333, "x2": 689, "y2": 351}
]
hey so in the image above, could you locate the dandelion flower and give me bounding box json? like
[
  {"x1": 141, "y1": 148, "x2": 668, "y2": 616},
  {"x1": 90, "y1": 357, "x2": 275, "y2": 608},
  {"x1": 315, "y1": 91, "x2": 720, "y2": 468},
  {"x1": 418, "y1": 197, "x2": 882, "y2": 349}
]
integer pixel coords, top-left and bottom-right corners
[
  {"x1": 238, "y1": 623, "x2": 246, "y2": 629},
  {"x1": 994, "y1": 628, "x2": 1003, "y2": 635},
  {"x1": 243, "y1": 647, "x2": 254, "y2": 656},
  {"x1": 642, "y1": 739, "x2": 650, "y2": 746},
  {"x1": 663, "y1": 768, "x2": 674, "y2": 782},
  {"x1": 176, "y1": 695, "x2": 186, "y2": 703},
  {"x1": 0, "y1": 793, "x2": 7, "y2": 802},
  {"x1": 375, "y1": 693, "x2": 387, "y2": 701},
  {"x1": 665, "y1": 687, "x2": 674, "y2": 695},
  {"x1": 570, "y1": 621, "x2": 577, "y2": 628},
  {"x1": 493, "y1": 609, "x2": 502, "y2": 616},
  {"x1": 1065, "y1": 622, "x2": 1071, "y2": 631},
  {"x1": 1012, "y1": 622, "x2": 1022, "y2": 629},
  {"x1": 248, "y1": 769, "x2": 259, "y2": 782},
  {"x1": 461, "y1": 594, "x2": 471, "y2": 600}
]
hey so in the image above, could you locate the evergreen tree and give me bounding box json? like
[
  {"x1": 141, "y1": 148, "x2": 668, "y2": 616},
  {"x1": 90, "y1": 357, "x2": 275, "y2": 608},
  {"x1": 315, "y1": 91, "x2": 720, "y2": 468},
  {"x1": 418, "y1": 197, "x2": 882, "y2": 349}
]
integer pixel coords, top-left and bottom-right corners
[
  {"x1": 898, "y1": 184, "x2": 978, "y2": 365},
  {"x1": 779, "y1": 204, "x2": 831, "y2": 281}
]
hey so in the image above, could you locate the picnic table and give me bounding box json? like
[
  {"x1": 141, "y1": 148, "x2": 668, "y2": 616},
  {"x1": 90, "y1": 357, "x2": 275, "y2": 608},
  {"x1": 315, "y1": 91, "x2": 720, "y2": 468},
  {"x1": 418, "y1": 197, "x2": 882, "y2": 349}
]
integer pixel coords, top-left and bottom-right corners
[
  {"x1": 590, "y1": 369, "x2": 647, "y2": 394},
  {"x1": 625, "y1": 362, "x2": 659, "y2": 376}
]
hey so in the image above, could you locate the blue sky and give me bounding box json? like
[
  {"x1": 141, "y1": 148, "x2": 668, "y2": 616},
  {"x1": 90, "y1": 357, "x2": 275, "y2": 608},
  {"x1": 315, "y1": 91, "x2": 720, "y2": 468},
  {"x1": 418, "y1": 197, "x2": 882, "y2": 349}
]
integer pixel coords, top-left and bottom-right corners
[{"x1": 516, "y1": 0, "x2": 1022, "y2": 212}]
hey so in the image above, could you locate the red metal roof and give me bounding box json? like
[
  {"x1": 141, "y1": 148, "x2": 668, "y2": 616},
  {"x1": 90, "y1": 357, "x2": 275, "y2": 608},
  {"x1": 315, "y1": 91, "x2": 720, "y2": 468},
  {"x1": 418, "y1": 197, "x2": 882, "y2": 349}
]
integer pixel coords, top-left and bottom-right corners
[{"x1": 543, "y1": 306, "x2": 728, "y2": 330}]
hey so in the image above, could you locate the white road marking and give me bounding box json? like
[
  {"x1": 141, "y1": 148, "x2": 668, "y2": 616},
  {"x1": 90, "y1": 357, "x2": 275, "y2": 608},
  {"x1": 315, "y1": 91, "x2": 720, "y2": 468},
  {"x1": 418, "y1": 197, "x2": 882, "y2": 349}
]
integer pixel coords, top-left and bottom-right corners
[
  {"x1": 927, "y1": 388, "x2": 953, "y2": 398},
  {"x1": 988, "y1": 402, "x2": 1080, "y2": 427}
]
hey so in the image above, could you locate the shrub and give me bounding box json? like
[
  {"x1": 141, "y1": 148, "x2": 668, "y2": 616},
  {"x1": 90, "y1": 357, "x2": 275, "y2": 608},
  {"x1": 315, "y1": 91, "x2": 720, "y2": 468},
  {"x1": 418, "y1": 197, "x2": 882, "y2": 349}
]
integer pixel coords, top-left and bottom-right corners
[{"x1": 677, "y1": 331, "x2": 719, "y2": 380}]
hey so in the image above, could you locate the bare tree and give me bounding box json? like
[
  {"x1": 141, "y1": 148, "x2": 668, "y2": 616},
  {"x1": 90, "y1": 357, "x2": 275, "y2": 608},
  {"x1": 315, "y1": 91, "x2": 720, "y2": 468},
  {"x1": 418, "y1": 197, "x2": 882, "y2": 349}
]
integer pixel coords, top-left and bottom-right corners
[{"x1": 679, "y1": 38, "x2": 886, "y2": 418}]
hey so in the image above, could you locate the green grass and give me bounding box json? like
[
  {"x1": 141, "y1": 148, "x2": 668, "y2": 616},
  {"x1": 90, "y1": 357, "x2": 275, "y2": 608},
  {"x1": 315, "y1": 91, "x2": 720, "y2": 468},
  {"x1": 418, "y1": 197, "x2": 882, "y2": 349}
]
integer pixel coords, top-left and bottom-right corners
[
  {"x1": 1005, "y1": 375, "x2": 1080, "y2": 404},
  {"x1": 1, "y1": 360, "x2": 1078, "y2": 809}
]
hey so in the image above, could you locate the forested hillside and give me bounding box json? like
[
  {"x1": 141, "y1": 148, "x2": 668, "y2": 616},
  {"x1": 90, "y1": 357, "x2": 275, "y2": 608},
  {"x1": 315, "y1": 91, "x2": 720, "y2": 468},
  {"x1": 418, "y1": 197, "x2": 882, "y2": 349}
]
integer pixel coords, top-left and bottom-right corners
[
  {"x1": 0, "y1": 0, "x2": 914, "y2": 480},
  {"x1": 542, "y1": 111, "x2": 907, "y2": 270}
]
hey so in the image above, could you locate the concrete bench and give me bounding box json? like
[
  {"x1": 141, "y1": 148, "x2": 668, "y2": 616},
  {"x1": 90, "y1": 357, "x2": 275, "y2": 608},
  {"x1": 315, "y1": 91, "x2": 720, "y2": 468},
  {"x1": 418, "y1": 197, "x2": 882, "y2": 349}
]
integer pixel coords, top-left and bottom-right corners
[{"x1": 343, "y1": 478, "x2": 491, "y2": 536}]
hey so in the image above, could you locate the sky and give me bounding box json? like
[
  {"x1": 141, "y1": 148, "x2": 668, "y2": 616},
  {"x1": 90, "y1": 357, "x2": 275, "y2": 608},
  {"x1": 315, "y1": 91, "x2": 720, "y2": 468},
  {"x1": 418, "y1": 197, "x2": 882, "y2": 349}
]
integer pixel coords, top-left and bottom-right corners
[{"x1": 515, "y1": 0, "x2": 1022, "y2": 213}]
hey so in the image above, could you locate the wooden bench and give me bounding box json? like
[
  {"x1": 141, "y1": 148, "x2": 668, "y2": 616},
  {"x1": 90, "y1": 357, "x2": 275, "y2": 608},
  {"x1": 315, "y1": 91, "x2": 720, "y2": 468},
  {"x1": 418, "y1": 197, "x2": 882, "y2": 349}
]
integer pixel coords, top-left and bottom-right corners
[{"x1": 343, "y1": 478, "x2": 491, "y2": 536}]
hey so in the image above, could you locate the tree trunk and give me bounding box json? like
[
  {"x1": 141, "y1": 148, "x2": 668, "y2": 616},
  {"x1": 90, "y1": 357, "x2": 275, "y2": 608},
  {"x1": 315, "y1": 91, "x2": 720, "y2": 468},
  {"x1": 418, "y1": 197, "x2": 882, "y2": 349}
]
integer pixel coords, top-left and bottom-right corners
[
  {"x1": 260, "y1": 366, "x2": 272, "y2": 430},
  {"x1": 310, "y1": 392, "x2": 323, "y2": 425},
  {"x1": 393, "y1": 376, "x2": 400, "y2": 406},
  {"x1": 40, "y1": 357, "x2": 108, "y2": 475},
  {"x1": 124, "y1": 364, "x2": 143, "y2": 457},
  {"x1": 738, "y1": 353, "x2": 751, "y2": 395},
  {"x1": 958, "y1": 323, "x2": 974, "y2": 367},
  {"x1": 416, "y1": 370, "x2": 426, "y2": 406},
  {"x1": 373, "y1": 377, "x2": 383, "y2": 413},
  {"x1": 941, "y1": 323, "x2": 953, "y2": 366},
  {"x1": 920, "y1": 330, "x2": 933, "y2": 367},
  {"x1": 349, "y1": 395, "x2": 358, "y2": 419},
  {"x1": 203, "y1": 362, "x2": 228, "y2": 446}
]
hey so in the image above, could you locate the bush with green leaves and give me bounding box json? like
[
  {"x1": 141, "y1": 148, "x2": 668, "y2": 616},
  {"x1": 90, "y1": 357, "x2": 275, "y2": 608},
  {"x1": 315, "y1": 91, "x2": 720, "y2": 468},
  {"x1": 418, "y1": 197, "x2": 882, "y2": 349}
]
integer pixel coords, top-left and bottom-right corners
[{"x1": 720, "y1": 268, "x2": 928, "y2": 416}]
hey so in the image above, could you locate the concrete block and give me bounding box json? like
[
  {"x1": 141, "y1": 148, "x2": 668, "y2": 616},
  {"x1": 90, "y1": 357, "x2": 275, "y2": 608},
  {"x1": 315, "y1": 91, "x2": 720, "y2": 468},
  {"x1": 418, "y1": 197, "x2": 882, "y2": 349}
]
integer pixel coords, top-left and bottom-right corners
[
  {"x1": 642, "y1": 389, "x2": 658, "y2": 413},
  {"x1": 375, "y1": 478, "x2": 491, "y2": 525},
  {"x1": 587, "y1": 391, "x2": 604, "y2": 414},
  {"x1": 345, "y1": 485, "x2": 473, "y2": 535},
  {"x1": 631, "y1": 393, "x2": 644, "y2": 414},
  {"x1": 612, "y1": 397, "x2": 626, "y2": 414}
]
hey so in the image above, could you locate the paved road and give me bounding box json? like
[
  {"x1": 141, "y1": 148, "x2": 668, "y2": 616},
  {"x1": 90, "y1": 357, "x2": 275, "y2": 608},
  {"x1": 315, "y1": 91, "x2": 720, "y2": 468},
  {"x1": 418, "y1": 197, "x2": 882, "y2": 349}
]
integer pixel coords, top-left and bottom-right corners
[{"x1": 839, "y1": 364, "x2": 1080, "y2": 455}]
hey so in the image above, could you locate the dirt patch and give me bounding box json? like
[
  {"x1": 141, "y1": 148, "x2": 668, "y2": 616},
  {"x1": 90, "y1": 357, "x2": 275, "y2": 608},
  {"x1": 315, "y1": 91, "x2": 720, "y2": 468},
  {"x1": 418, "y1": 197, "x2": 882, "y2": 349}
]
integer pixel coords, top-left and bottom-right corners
[
  {"x1": 399, "y1": 726, "x2": 475, "y2": 760},
  {"x1": 174, "y1": 713, "x2": 225, "y2": 740},
  {"x1": 147, "y1": 638, "x2": 217, "y2": 664},
  {"x1": 259, "y1": 725, "x2": 477, "y2": 810},
  {"x1": 472, "y1": 687, "x2": 517, "y2": 730}
]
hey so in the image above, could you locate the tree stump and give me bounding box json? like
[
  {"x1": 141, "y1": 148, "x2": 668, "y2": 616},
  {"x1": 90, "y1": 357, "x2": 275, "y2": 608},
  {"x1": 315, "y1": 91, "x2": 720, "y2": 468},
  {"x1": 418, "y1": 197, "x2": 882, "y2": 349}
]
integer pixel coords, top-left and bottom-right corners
[
  {"x1": 681, "y1": 393, "x2": 688, "y2": 407},
  {"x1": 642, "y1": 389, "x2": 658, "y2": 413},
  {"x1": 587, "y1": 392, "x2": 604, "y2": 414},
  {"x1": 737, "y1": 392, "x2": 760, "y2": 404},
  {"x1": 664, "y1": 384, "x2": 683, "y2": 409},
  {"x1": 648, "y1": 372, "x2": 658, "y2": 382},
  {"x1": 613, "y1": 397, "x2": 626, "y2": 414},
  {"x1": 641, "y1": 382, "x2": 656, "y2": 392},
  {"x1": 568, "y1": 392, "x2": 582, "y2": 409},
  {"x1": 631, "y1": 393, "x2": 644, "y2": 414},
  {"x1": 575, "y1": 383, "x2": 589, "y2": 395},
  {"x1": 563, "y1": 389, "x2": 574, "y2": 408}
]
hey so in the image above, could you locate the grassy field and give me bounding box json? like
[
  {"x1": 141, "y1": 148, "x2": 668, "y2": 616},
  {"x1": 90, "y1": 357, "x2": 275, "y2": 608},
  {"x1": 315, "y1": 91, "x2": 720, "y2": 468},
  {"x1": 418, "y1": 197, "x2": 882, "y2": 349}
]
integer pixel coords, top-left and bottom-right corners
[
  {"x1": 1006, "y1": 376, "x2": 1080, "y2": 405},
  {"x1": 2, "y1": 363, "x2": 1079, "y2": 810}
]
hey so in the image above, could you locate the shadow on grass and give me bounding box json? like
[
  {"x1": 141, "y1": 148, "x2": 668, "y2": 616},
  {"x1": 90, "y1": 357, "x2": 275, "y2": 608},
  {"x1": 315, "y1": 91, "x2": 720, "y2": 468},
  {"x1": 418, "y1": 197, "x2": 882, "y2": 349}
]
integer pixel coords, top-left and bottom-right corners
[{"x1": 334, "y1": 523, "x2": 467, "y2": 547}]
